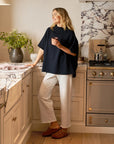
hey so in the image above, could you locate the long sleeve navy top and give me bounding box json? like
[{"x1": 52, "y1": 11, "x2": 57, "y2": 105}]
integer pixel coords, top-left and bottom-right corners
[{"x1": 38, "y1": 25, "x2": 79, "y2": 77}]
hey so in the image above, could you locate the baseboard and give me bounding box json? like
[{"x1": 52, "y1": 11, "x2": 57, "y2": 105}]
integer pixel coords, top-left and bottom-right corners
[
  {"x1": 18, "y1": 122, "x2": 32, "y2": 144},
  {"x1": 32, "y1": 120, "x2": 114, "y2": 134},
  {"x1": 32, "y1": 120, "x2": 49, "y2": 131},
  {"x1": 70, "y1": 123, "x2": 114, "y2": 134}
]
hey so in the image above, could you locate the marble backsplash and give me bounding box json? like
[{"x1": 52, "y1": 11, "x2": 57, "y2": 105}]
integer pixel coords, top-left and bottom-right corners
[{"x1": 80, "y1": 1, "x2": 114, "y2": 60}]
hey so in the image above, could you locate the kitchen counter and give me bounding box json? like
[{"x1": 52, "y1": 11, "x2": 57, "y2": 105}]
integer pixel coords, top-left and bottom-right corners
[
  {"x1": 0, "y1": 62, "x2": 33, "y2": 112},
  {"x1": 0, "y1": 62, "x2": 32, "y2": 79},
  {"x1": 0, "y1": 61, "x2": 87, "y2": 89}
]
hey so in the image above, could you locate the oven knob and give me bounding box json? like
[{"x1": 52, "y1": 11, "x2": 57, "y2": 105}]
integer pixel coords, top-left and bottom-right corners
[
  {"x1": 99, "y1": 72, "x2": 104, "y2": 76},
  {"x1": 92, "y1": 71, "x2": 96, "y2": 76},
  {"x1": 110, "y1": 72, "x2": 114, "y2": 77}
]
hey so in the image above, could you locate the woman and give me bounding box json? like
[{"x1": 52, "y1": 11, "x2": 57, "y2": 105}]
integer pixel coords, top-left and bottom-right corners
[{"x1": 29, "y1": 7, "x2": 78, "y2": 139}]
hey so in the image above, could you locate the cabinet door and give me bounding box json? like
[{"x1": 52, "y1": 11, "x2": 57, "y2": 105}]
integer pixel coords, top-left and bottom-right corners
[
  {"x1": 71, "y1": 97, "x2": 84, "y2": 122},
  {"x1": 20, "y1": 96, "x2": 25, "y2": 131},
  {"x1": 32, "y1": 96, "x2": 40, "y2": 120},
  {"x1": 4, "y1": 111, "x2": 12, "y2": 144},
  {"x1": 87, "y1": 80, "x2": 114, "y2": 113},
  {"x1": 72, "y1": 72, "x2": 84, "y2": 98},
  {"x1": 12, "y1": 101, "x2": 21, "y2": 144},
  {"x1": 33, "y1": 70, "x2": 44, "y2": 95},
  {"x1": 22, "y1": 73, "x2": 32, "y2": 127}
]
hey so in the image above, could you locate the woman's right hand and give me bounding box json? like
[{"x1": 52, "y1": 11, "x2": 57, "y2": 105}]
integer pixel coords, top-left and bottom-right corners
[{"x1": 25, "y1": 64, "x2": 36, "y2": 68}]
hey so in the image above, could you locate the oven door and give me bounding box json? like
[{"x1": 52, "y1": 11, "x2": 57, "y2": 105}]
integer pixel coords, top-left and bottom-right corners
[{"x1": 87, "y1": 80, "x2": 114, "y2": 113}]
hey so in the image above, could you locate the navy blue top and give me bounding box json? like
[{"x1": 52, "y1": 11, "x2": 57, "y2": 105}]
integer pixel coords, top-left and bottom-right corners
[{"x1": 38, "y1": 25, "x2": 79, "y2": 77}]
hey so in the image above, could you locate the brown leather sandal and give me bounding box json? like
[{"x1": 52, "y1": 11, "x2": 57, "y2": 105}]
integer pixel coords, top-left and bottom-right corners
[
  {"x1": 51, "y1": 128, "x2": 68, "y2": 139},
  {"x1": 42, "y1": 127, "x2": 61, "y2": 137}
]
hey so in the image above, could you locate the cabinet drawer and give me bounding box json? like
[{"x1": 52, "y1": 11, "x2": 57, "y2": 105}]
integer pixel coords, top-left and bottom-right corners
[
  {"x1": 5, "y1": 80, "x2": 21, "y2": 113},
  {"x1": 87, "y1": 114, "x2": 114, "y2": 127}
]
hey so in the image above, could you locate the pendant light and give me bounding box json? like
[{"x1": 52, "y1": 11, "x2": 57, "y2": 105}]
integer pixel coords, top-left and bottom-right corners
[{"x1": 0, "y1": 0, "x2": 10, "y2": 5}]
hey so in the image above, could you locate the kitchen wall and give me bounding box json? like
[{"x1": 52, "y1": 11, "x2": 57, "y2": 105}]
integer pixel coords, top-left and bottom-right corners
[
  {"x1": 81, "y1": 1, "x2": 114, "y2": 60},
  {"x1": 0, "y1": 0, "x2": 81, "y2": 62},
  {"x1": 0, "y1": 5, "x2": 12, "y2": 62},
  {"x1": 0, "y1": 0, "x2": 114, "y2": 62}
]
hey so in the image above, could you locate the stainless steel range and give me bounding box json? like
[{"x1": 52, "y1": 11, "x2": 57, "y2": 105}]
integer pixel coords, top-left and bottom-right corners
[{"x1": 86, "y1": 60, "x2": 114, "y2": 127}]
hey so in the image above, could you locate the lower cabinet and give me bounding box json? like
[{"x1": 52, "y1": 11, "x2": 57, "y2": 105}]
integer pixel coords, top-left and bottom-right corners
[
  {"x1": 32, "y1": 66, "x2": 86, "y2": 131},
  {"x1": 22, "y1": 73, "x2": 32, "y2": 130},
  {"x1": 3, "y1": 72, "x2": 32, "y2": 144},
  {"x1": 4, "y1": 100, "x2": 21, "y2": 144}
]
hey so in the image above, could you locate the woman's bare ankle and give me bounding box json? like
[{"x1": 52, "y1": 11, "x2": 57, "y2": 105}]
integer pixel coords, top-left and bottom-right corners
[{"x1": 49, "y1": 121, "x2": 60, "y2": 129}]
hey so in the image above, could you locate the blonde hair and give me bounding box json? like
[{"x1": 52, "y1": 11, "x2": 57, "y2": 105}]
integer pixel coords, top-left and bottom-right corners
[{"x1": 51, "y1": 7, "x2": 74, "y2": 31}]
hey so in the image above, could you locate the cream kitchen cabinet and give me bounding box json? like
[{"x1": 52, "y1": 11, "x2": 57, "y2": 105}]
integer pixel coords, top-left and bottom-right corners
[
  {"x1": 22, "y1": 73, "x2": 32, "y2": 130},
  {"x1": 4, "y1": 99, "x2": 21, "y2": 144},
  {"x1": 3, "y1": 71, "x2": 32, "y2": 144},
  {"x1": 51, "y1": 70, "x2": 86, "y2": 123},
  {"x1": 32, "y1": 65, "x2": 87, "y2": 132}
]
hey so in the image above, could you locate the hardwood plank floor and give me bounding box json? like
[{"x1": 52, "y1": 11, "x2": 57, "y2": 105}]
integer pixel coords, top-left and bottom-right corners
[{"x1": 26, "y1": 132, "x2": 114, "y2": 144}]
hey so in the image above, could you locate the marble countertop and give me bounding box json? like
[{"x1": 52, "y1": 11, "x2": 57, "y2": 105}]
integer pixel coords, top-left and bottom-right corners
[
  {"x1": 0, "y1": 61, "x2": 87, "y2": 109},
  {"x1": 0, "y1": 62, "x2": 32, "y2": 109},
  {"x1": 0, "y1": 61, "x2": 87, "y2": 91},
  {"x1": 0, "y1": 62, "x2": 32, "y2": 104},
  {"x1": 0, "y1": 62, "x2": 32, "y2": 79}
]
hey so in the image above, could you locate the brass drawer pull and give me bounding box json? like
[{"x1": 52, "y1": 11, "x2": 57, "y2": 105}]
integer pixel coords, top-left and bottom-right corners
[
  {"x1": 12, "y1": 117, "x2": 17, "y2": 121},
  {"x1": 89, "y1": 107, "x2": 92, "y2": 111},
  {"x1": 105, "y1": 119, "x2": 108, "y2": 123},
  {"x1": 89, "y1": 82, "x2": 92, "y2": 86}
]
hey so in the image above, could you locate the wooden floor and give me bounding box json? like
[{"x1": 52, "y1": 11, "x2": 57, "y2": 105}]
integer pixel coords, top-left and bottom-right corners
[{"x1": 26, "y1": 132, "x2": 114, "y2": 144}]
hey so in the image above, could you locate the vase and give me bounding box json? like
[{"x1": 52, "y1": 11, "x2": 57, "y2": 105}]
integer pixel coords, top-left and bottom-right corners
[
  {"x1": 8, "y1": 48, "x2": 23, "y2": 63},
  {"x1": 30, "y1": 53, "x2": 37, "y2": 62}
]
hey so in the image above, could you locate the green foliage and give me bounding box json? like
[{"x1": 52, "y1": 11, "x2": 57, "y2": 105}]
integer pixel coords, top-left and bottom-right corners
[{"x1": 0, "y1": 30, "x2": 34, "y2": 53}]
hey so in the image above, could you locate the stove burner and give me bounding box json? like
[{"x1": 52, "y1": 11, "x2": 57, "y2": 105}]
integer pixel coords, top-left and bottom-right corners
[{"x1": 89, "y1": 60, "x2": 114, "y2": 67}]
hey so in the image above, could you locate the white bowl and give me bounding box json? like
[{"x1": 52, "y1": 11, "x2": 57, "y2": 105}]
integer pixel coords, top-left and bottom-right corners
[{"x1": 30, "y1": 53, "x2": 37, "y2": 62}]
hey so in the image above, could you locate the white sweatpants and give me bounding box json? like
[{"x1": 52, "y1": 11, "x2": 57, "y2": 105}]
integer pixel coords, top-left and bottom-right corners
[{"x1": 38, "y1": 73, "x2": 72, "y2": 128}]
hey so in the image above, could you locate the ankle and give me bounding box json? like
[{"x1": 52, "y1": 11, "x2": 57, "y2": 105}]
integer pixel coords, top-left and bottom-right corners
[{"x1": 49, "y1": 121, "x2": 60, "y2": 129}]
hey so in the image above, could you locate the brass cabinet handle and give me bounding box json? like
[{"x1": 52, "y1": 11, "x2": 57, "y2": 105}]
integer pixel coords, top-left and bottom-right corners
[
  {"x1": 88, "y1": 107, "x2": 92, "y2": 111},
  {"x1": 105, "y1": 119, "x2": 108, "y2": 123},
  {"x1": 89, "y1": 82, "x2": 92, "y2": 86},
  {"x1": 12, "y1": 117, "x2": 17, "y2": 121}
]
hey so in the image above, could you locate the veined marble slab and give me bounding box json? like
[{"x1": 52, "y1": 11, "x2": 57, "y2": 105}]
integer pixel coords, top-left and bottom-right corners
[
  {"x1": 0, "y1": 63, "x2": 32, "y2": 79},
  {"x1": 80, "y1": 1, "x2": 114, "y2": 59}
]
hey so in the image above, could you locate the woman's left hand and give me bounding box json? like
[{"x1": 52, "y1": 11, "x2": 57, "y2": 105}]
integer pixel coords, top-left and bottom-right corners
[{"x1": 51, "y1": 37, "x2": 61, "y2": 48}]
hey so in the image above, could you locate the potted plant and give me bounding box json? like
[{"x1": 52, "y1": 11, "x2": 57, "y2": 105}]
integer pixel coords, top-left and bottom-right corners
[{"x1": 0, "y1": 30, "x2": 34, "y2": 63}]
